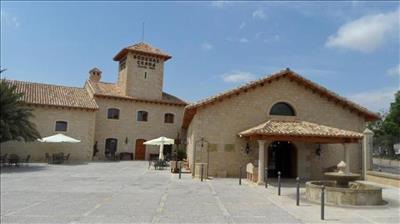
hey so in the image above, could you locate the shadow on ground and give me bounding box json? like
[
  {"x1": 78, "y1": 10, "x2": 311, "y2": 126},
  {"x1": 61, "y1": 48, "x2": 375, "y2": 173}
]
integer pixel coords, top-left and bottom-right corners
[{"x1": 0, "y1": 165, "x2": 48, "y2": 173}]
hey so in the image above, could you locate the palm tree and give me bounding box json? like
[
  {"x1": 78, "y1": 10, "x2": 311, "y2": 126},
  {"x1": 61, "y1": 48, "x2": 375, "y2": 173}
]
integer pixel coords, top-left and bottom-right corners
[{"x1": 0, "y1": 78, "x2": 41, "y2": 143}]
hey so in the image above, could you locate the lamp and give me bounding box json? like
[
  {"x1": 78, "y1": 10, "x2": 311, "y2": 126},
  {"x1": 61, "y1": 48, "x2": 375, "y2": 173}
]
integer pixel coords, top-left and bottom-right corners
[
  {"x1": 244, "y1": 142, "x2": 251, "y2": 154},
  {"x1": 315, "y1": 144, "x2": 321, "y2": 156},
  {"x1": 125, "y1": 137, "x2": 128, "y2": 144}
]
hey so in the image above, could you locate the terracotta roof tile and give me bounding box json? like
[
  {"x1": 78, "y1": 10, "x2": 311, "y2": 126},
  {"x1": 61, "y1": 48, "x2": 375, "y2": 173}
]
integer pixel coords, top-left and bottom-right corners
[
  {"x1": 88, "y1": 80, "x2": 186, "y2": 106},
  {"x1": 113, "y1": 42, "x2": 171, "y2": 61},
  {"x1": 239, "y1": 120, "x2": 363, "y2": 139},
  {"x1": 5, "y1": 80, "x2": 98, "y2": 110}
]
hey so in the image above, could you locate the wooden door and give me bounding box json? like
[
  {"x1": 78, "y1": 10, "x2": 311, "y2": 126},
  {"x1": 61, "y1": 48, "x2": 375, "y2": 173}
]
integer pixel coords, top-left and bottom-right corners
[{"x1": 135, "y1": 139, "x2": 146, "y2": 160}]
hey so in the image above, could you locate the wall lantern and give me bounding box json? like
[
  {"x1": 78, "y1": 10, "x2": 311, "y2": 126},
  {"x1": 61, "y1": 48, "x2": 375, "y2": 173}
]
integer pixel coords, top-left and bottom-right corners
[
  {"x1": 315, "y1": 144, "x2": 321, "y2": 156},
  {"x1": 244, "y1": 142, "x2": 251, "y2": 155},
  {"x1": 125, "y1": 137, "x2": 128, "y2": 144}
]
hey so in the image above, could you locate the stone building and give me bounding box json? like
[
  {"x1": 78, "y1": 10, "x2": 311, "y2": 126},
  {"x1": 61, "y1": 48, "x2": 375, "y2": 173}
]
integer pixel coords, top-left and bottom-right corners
[
  {"x1": 1, "y1": 42, "x2": 187, "y2": 161},
  {"x1": 1, "y1": 42, "x2": 379, "y2": 178},
  {"x1": 182, "y1": 69, "x2": 379, "y2": 180}
]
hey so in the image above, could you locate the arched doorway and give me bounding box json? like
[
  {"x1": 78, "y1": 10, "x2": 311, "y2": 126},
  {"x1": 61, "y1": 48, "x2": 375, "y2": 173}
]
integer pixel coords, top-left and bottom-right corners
[
  {"x1": 267, "y1": 141, "x2": 297, "y2": 178},
  {"x1": 135, "y1": 139, "x2": 146, "y2": 160}
]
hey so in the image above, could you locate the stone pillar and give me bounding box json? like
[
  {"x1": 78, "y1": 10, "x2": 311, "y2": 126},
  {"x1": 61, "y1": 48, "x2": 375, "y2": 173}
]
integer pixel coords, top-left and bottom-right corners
[
  {"x1": 257, "y1": 140, "x2": 266, "y2": 185},
  {"x1": 343, "y1": 144, "x2": 350, "y2": 173},
  {"x1": 362, "y1": 128, "x2": 374, "y2": 179}
]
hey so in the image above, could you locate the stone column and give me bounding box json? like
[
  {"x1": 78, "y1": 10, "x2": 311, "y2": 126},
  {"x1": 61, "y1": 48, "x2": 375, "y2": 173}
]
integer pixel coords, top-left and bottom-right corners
[
  {"x1": 362, "y1": 128, "x2": 374, "y2": 179},
  {"x1": 343, "y1": 143, "x2": 350, "y2": 173},
  {"x1": 257, "y1": 140, "x2": 266, "y2": 185}
]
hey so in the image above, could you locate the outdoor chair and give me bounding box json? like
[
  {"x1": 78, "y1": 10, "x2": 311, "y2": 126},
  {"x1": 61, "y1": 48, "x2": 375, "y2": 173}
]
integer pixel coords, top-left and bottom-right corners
[
  {"x1": 64, "y1": 153, "x2": 70, "y2": 162},
  {"x1": 22, "y1": 155, "x2": 31, "y2": 166},
  {"x1": 45, "y1": 153, "x2": 51, "y2": 164},
  {"x1": 0, "y1": 153, "x2": 8, "y2": 166},
  {"x1": 52, "y1": 153, "x2": 65, "y2": 164},
  {"x1": 8, "y1": 154, "x2": 20, "y2": 167}
]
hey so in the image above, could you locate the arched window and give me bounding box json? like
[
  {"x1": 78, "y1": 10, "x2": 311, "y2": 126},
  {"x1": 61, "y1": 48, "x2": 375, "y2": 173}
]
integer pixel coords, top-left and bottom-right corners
[
  {"x1": 55, "y1": 121, "x2": 68, "y2": 132},
  {"x1": 105, "y1": 138, "x2": 118, "y2": 159},
  {"x1": 137, "y1": 111, "x2": 148, "y2": 122},
  {"x1": 270, "y1": 102, "x2": 295, "y2": 116},
  {"x1": 107, "y1": 108, "x2": 120, "y2": 119},
  {"x1": 164, "y1": 113, "x2": 174, "y2": 123}
]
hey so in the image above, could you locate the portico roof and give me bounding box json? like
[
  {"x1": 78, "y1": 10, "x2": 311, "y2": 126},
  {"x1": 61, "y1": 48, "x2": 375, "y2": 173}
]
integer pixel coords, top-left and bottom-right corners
[{"x1": 238, "y1": 120, "x2": 363, "y2": 143}]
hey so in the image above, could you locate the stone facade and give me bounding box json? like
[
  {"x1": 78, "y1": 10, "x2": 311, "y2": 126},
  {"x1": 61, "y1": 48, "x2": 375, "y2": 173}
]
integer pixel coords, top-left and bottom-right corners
[
  {"x1": 118, "y1": 53, "x2": 165, "y2": 100},
  {"x1": 92, "y1": 96, "x2": 184, "y2": 160},
  {"x1": 1, "y1": 42, "x2": 186, "y2": 162},
  {"x1": 186, "y1": 76, "x2": 368, "y2": 180},
  {"x1": 1, "y1": 106, "x2": 96, "y2": 162}
]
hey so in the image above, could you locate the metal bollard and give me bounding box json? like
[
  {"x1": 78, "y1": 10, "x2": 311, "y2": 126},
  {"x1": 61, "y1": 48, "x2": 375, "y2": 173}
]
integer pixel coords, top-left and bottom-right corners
[
  {"x1": 296, "y1": 177, "x2": 300, "y2": 206},
  {"x1": 321, "y1": 185, "x2": 325, "y2": 220},
  {"x1": 278, "y1": 171, "x2": 281, "y2": 196},
  {"x1": 239, "y1": 167, "x2": 242, "y2": 185},
  {"x1": 179, "y1": 162, "x2": 182, "y2": 179},
  {"x1": 201, "y1": 164, "x2": 204, "y2": 182},
  {"x1": 265, "y1": 168, "x2": 268, "y2": 188}
]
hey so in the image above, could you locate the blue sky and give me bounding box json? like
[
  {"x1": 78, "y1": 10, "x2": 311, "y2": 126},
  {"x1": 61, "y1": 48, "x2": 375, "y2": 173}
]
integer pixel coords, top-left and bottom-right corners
[{"x1": 1, "y1": 1, "x2": 399, "y2": 112}]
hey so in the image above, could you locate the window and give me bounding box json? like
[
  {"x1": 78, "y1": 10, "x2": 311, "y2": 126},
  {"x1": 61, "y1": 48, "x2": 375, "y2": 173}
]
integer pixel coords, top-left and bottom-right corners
[
  {"x1": 107, "y1": 108, "x2": 120, "y2": 119},
  {"x1": 137, "y1": 111, "x2": 148, "y2": 122},
  {"x1": 105, "y1": 138, "x2": 118, "y2": 159},
  {"x1": 55, "y1": 121, "x2": 68, "y2": 132},
  {"x1": 164, "y1": 113, "x2": 174, "y2": 123},
  {"x1": 270, "y1": 102, "x2": 295, "y2": 116}
]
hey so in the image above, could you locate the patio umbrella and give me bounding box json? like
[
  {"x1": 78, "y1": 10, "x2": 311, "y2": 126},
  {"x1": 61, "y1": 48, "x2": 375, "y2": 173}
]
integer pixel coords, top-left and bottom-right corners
[
  {"x1": 144, "y1": 137, "x2": 174, "y2": 160},
  {"x1": 38, "y1": 133, "x2": 81, "y2": 143}
]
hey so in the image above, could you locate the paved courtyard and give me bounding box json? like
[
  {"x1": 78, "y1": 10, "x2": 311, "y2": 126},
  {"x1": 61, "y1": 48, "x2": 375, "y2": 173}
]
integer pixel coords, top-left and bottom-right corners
[{"x1": 1, "y1": 161, "x2": 399, "y2": 224}]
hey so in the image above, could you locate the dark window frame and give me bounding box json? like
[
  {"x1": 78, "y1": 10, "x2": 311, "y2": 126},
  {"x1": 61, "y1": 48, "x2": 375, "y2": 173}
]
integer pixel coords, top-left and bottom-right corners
[
  {"x1": 55, "y1": 121, "x2": 68, "y2": 132},
  {"x1": 137, "y1": 111, "x2": 148, "y2": 122},
  {"x1": 164, "y1": 113, "x2": 174, "y2": 124},
  {"x1": 107, "y1": 108, "x2": 120, "y2": 120},
  {"x1": 269, "y1": 102, "x2": 296, "y2": 116}
]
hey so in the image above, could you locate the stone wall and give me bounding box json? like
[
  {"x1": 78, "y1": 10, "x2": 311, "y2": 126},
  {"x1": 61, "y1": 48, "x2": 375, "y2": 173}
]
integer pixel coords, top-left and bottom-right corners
[
  {"x1": 186, "y1": 77, "x2": 366, "y2": 179},
  {"x1": 93, "y1": 97, "x2": 185, "y2": 160},
  {"x1": 0, "y1": 106, "x2": 96, "y2": 162},
  {"x1": 119, "y1": 52, "x2": 164, "y2": 100}
]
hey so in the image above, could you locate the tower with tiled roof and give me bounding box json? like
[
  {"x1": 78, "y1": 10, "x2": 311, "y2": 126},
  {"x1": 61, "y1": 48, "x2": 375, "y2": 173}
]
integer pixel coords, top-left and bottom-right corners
[{"x1": 113, "y1": 42, "x2": 171, "y2": 100}]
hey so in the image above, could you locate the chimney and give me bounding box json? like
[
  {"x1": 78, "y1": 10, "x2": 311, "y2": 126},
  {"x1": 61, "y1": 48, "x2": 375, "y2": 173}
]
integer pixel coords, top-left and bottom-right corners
[{"x1": 89, "y1": 67, "x2": 102, "y2": 82}]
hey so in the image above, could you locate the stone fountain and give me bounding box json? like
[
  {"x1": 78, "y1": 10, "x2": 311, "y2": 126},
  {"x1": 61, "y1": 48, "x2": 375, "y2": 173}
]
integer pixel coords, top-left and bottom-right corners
[
  {"x1": 305, "y1": 161, "x2": 384, "y2": 206},
  {"x1": 324, "y1": 161, "x2": 361, "y2": 187}
]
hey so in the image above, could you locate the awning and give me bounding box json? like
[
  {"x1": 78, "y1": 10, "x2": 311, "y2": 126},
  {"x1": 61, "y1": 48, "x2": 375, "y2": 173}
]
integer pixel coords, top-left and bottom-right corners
[
  {"x1": 38, "y1": 134, "x2": 81, "y2": 143},
  {"x1": 238, "y1": 120, "x2": 363, "y2": 143}
]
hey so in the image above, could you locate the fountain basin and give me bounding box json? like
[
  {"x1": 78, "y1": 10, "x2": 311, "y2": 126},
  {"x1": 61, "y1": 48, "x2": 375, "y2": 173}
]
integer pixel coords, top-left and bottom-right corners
[
  {"x1": 324, "y1": 172, "x2": 360, "y2": 187},
  {"x1": 305, "y1": 181, "x2": 384, "y2": 206}
]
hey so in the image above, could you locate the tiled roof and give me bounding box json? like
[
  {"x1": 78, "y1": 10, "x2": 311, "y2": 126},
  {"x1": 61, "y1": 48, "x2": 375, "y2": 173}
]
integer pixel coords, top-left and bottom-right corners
[
  {"x1": 239, "y1": 120, "x2": 363, "y2": 140},
  {"x1": 113, "y1": 42, "x2": 171, "y2": 61},
  {"x1": 5, "y1": 80, "x2": 98, "y2": 110},
  {"x1": 87, "y1": 80, "x2": 187, "y2": 106},
  {"x1": 182, "y1": 69, "x2": 380, "y2": 128}
]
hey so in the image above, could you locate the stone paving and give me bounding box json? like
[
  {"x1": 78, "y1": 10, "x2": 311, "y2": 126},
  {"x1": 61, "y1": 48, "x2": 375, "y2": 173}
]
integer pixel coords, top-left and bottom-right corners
[{"x1": 1, "y1": 161, "x2": 399, "y2": 223}]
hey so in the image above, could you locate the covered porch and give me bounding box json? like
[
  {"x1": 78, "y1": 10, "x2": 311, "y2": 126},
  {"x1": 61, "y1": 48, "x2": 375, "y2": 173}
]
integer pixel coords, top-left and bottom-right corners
[{"x1": 239, "y1": 119, "x2": 371, "y2": 185}]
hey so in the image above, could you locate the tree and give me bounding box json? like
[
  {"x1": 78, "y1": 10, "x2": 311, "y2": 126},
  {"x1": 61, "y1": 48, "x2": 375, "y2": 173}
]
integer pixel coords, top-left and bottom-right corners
[
  {"x1": 0, "y1": 79, "x2": 41, "y2": 143},
  {"x1": 369, "y1": 91, "x2": 400, "y2": 158}
]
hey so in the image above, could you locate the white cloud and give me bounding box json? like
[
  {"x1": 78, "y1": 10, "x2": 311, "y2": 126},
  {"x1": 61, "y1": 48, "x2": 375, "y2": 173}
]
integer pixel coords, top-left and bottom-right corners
[
  {"x1": 252, "y1": 9, "x2": 266, "y2": 20},
  {"x1": 386, "y1": 64, "x2": 400, "y2": 77},
  {"x1": 326, "y1": 10, "x2": 399, "y2": 53},
  {"x1": 239, "y1": 22, "x2": 246, "y2": 29},
  {"x1": 1, "y1": 10, "x2": 20, "y2": 28},
  {"x1": 348, "y1": 87, "x2": 397, "y2": 112},
  {"x1": 222, "y1": 71, "x2": 255, "y2": 83},
  {"x1": 226, "y1": 37, "x2": 249, "y2": 43},
  {"x1": 239, "y1": 38, "x2": 249, "y2": 43},
  {"x1": 211, "y1": 1, "x2": 231, "y2": 8},
  {"x1": 201, "y1": 42, "x2": 214, "y2": 51}
]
